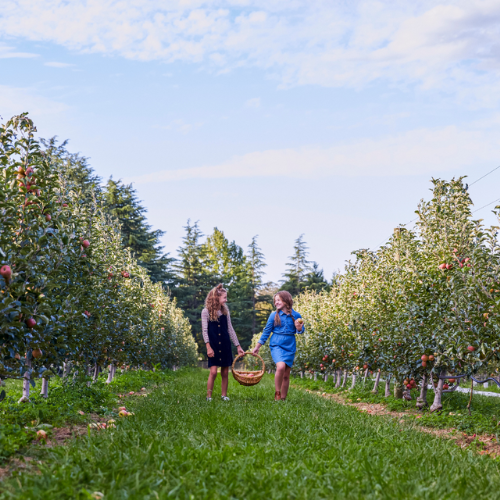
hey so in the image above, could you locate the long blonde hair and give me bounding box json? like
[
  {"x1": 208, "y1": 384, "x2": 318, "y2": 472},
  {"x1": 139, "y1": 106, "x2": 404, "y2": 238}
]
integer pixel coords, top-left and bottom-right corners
[
  {"x1": 273, "y1": 290, "x2": 294, "y2": 326},
  {"x1": 205, "y1": 284, "x2": 229, "y2": 321}
]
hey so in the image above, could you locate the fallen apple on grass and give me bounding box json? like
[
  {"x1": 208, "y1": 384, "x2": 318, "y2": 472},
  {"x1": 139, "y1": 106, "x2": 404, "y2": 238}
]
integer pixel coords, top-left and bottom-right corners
[{"x1": 36, "y1": 430, "x2": 47, "y2": 441}]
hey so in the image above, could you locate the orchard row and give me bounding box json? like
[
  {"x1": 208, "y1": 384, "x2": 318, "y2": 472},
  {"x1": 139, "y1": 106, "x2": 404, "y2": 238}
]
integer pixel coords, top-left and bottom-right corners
[
  {"x1": 254, "y1": 178, "x2": 500, "y2": 411},
  {"x1": 0, "y1": 115, "x2": 198, "y2": 401}
]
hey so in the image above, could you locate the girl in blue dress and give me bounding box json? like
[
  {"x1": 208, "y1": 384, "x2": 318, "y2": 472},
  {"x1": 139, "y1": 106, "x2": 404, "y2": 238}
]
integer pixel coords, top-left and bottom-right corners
[{"x1": 252, "y1": 291, "x2": 304, "y2": 401}]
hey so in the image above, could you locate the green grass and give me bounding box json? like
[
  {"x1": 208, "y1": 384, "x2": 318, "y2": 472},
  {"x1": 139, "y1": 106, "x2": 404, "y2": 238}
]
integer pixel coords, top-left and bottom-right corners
[
  {"x1": 292, "y1": 375, "x2": 500, "y2": 436},
  {"x1": 1, "y1": 369, "x2": 500, "y2": 499},
  {"x1": 0, "y1": 369, "x2": 171, "y2": 462}
]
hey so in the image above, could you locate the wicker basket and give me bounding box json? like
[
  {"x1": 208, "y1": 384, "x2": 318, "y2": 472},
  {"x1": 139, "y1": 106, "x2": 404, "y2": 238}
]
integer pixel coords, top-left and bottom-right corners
[{"x1": 232, "y1": 352, "x2": 265, "y2": 386}]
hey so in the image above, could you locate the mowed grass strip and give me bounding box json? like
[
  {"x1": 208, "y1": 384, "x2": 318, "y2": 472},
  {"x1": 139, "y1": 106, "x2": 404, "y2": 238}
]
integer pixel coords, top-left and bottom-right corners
[{"x1": 1, "y1": 369, "x2": 500, "y2": 500}]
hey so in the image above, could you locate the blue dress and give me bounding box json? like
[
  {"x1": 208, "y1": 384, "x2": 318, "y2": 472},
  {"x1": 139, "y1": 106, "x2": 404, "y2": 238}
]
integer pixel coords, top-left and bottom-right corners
[{"x1": 258, "y1": 309, "x2": 304, "y2": 368}]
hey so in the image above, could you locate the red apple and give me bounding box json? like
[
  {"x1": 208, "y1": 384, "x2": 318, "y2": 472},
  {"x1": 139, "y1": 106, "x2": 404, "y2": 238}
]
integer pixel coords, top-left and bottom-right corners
[
  {"x1": 32, "y1": 348, "x2": 42, "y2": 359},
  {"x1": 443, "y1": 383, "x2": 449, "y2": 390},
  {"x1": 467, "y1": 346, "x2": 475, "y2": 352},
  {"x1": 36, "y1": 429, "x2": 47, "y2": 441},
  {"x1": 421, "y1": 361, "x2": 427, "y2": 368},
  {"x1": 421, "y1": 354, "x2": 428, "y2": 362},
  {"x1": 45, "y1": 213, "x2": 51, "y2": 221},
  {"x1": 428, "y1": 355, "x2": 435, "y2": 361},
  {"x1": 82, "y1": 240, "x2": 90, "y2": 249},
  {"x1": 0, "y1": 265, "x2": 12, "y2": 283},
  {"x1": 26, "y1": 318, "x2": 36, "y2": 329},
  {"x1": 438, "y1": 263, "x2": 447, "y2": 270}
]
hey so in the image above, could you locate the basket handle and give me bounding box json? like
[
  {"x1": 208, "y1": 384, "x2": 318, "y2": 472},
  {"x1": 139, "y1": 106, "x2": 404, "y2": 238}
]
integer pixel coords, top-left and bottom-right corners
[{"x1": 231, "y1": 351, "x2": 266, "y2": 373}]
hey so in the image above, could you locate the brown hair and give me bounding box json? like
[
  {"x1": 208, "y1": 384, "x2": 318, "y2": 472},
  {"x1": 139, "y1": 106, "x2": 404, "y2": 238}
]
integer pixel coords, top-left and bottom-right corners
[
  {"x1": 273, "y1": 290, "x2": 294, "y2": 326},
  {"x1": 205, "y1": 284, "x2": 228, "y2": 321}
]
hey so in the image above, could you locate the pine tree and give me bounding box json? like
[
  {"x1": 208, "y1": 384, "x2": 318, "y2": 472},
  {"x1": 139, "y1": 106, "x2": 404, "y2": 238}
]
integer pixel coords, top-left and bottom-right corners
[
  {"x1": 280, "y1": 234, "x2": 312, "y2": 296},
  {"x1": 204, "y1": 228, "x2": 254, "y2": 348},
  {"x1": 247, "y1": 236, "x2": 272, "y2": 337},
  {"x1": 103, "y1": 178, "x2": 174, "y2": 285},
  {"x1": 172, "y1": 221, "x2": 216, "y2": 350},
  {"x1": 303, "y1": 262, "x2": 330, "y2": 292}
]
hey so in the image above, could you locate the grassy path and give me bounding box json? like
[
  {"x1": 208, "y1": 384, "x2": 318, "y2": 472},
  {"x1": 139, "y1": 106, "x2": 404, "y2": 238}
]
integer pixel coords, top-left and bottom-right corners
[{"x1": 2, "y1": 369, "x2": 500, "y2": 499}]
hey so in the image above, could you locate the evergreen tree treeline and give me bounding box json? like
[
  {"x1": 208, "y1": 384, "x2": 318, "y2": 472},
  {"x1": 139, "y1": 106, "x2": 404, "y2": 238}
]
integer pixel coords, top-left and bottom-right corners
[{"x1": 47, "y1": 140, "x2": 330, "y2": 352}]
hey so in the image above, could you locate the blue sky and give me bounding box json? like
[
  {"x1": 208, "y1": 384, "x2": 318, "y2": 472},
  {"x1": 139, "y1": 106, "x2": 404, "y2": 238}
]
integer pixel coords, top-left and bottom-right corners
[{"x1": 1, "y1": 1, "x2": 499, "y2": 282}]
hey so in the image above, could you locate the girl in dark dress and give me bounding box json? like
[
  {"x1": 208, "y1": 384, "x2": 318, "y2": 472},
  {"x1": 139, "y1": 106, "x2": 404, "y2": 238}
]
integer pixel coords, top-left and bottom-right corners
[{"x1": 202, "y1": 284, "x2": 245, "y2": 401}]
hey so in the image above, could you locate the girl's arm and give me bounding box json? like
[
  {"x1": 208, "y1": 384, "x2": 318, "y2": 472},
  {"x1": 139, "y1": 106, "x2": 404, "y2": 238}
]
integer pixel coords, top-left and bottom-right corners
[
  {"x1": 227, "y1": 311, "x2": 245, "y2": 355},
  {"x1": 201, "y1": 309, "x2": 214, "y2": 358},
  {"x1": 257, "y1": 312, "x2": 275, "y2": 346}
]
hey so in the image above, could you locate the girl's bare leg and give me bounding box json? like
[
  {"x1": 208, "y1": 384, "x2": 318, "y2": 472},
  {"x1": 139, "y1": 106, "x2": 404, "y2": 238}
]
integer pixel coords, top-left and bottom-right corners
[
  {"x1": 280, "y1": 365, "x2": 292, "y2": 399},
  {"x1": 207, "y1": 366, "x2": 218, "y2": 397},
  {"x1": 275, "y1": 362, "x2": 287, "y2": 394},
  {"x1": 221, "y1": 367, "x2": 229, "y2": 397}
]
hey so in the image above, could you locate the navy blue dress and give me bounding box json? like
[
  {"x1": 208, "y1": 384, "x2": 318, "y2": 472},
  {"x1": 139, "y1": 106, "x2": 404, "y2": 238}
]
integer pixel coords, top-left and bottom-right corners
[{"x1": 207, "y1": 313, "x2": 233, "y2": 368}]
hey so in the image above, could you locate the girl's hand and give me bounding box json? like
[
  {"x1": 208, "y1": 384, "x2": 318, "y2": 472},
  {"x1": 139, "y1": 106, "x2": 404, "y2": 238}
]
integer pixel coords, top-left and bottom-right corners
[
  {"x1": 237, "y1": 346, "x2": 245, "y2": 357},
  {"x1": 295, "y1": 318, "x2": 304, "y2": 331},
  {"x1": 206, "y1": 344, "x2": 215, "y2": 358},
  {"x1": 252, "y1": 343, "x2": 262, "y2": 355}
]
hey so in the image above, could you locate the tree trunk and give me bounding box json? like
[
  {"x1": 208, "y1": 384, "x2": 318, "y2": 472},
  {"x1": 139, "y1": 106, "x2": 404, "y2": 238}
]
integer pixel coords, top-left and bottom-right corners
[
  {"x1": 335, "y1": 370, "x2": 341, "y2": 388},
  {"x1": 73, "y1": 370, "x2": 79, "y2": 381},
  {"x1": 300, "y1": 371, "x2": 304, "y2": 378},
  {"x1": 324, "y1": 373, "x2": 328, "y2": 382},
  {"x1": 394, "y1": 379, "x2": 403, "y2": 399},
  {"x1": 351, "y1": 372, "x2": 357, "y2": 389},
  {"x1": 314, "y1": 372, "x2": 318, "y2": 381},
  {"x1": 342, "y1": 370, "x2": 348, "y2": 388},
  {"x1": 63, "y1": 360, "x2": 71, "y2": 378},
  {"x1": 416, "y1": 373, "x2": 428, "y2": 409},
  {"x1": 40, "y1": 377, "x2": 49, "y2": 399},
  {"x1": 93, "y1": 363, "x2": 99, "y2": 382},
  {"x1": 106, "y1": 364, "x2": 115, "y2": 384},
  {"x1": 430, "y1": 370, "x2": 446, "y2": 412},
  {"x1": 19, "y1": 358, "x2": 32, "y2": 403},
  {"x1": 384, "y1": 375, "x2": 391, "y2": 397},
  {"x1": 372, "y1": 370, "x2": 381, "y2": 394},
  {"x1": 363, "y1": 368, "x2": 369, "y2": 384}
]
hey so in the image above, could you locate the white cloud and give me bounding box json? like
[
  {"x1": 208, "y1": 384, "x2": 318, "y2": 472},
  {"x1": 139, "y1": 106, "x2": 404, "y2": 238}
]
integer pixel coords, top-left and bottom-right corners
[
  {"x1": 245, "y1": 97, "x2": 260, "y2": 107},
  {"x1": 124, "y1": 125, "x2": 498, "y2": 184},
  {"x1": 44, "y1": 61, "x2": 75, "y2": 67},
  {"x1": 1, "y1": 1, "x2": 500, "y2": 104},
  {"x1": 0, "y1": 85, "x2": 68, "y2": 121},
  {"x1": 157, "y1": 119, "x2": 203, "y2": 134},
  {"x1": 0, "y1": 42, "x2": 37, "y2": 58}
]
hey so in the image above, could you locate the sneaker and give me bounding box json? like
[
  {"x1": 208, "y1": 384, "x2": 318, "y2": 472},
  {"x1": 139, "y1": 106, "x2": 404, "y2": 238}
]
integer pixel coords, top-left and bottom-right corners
[
  {"x1": 221, "y1": 396, "x2": 230, "y2": 401},
  {"x1": 206, "y1": 397, "x2": 212, "y2": 401}
]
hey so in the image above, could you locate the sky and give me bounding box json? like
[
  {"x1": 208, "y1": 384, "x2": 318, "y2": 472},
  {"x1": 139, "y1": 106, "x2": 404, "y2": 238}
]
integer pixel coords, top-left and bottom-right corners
[{"x1": 1, "y1": 0, "x2": 500, "y2": 283}]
